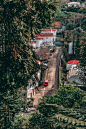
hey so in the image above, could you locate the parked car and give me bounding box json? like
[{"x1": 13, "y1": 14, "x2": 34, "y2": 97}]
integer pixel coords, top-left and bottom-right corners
[
  {"x1": 44, "y1": 79, "x2": 48, "y2": 86},
  {"x1": 42, "y1": 62, "x2": 48, "y2": 67},
  {"x1": 26, "y1": 108, "x2": 30, "y2": 113}
]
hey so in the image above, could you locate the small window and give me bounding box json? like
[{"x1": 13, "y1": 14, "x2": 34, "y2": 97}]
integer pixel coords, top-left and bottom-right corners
[
  {"x1": 24, "y1": 94, "x2": 25, "y2": 96},
  {"x1": 46, "y1": 37, "x2": 48, "y2": 39}
]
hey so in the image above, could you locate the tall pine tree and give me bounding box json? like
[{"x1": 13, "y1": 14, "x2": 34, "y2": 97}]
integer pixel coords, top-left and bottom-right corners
[{"x1": 0, "y1": 0, "x2": 56, "y2": 128}]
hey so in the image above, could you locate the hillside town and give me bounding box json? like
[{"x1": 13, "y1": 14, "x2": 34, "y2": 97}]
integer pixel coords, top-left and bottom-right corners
[{"x1": 0, "y1": 0, "x2": 86, "y2": 128}]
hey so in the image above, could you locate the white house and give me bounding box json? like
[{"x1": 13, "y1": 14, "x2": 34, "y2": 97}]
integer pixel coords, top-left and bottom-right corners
[
  {"x1": 41, "y1": 29, "x2": 57, "y2": 41},
  {"x1": 68, "y1": 42, "x2": 73, "y2": 54},
  {"x1": 67, "y1": 64, "x2": 83, "y2": 84},
  {"x1": 66, "y1": 60, "x2": 80, "y2": 70},
  {"x1": 68, "y1": 2, "x2": 80, "y2": 7},
  {"x1": 31, "y1": 38, "x2": 43, "y2": 49},
  {"x1": 36, "y1": 33, "x2": 54, "y2": 46}
]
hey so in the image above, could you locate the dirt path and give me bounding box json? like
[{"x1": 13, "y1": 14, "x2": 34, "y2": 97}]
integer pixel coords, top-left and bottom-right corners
[{"x1": 33, "y1": 47, "x2": 62, "y2": 106}]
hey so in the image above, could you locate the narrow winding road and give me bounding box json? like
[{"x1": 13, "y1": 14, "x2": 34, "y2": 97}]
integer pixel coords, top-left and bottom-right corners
[{"x1": 33, "y1": 46, "x2": 62, "y2": 105}]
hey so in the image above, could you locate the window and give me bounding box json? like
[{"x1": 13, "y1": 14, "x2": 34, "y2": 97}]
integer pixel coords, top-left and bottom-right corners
[{"x1": 46, "y1": 37, "x2": 48, "y2": 39}]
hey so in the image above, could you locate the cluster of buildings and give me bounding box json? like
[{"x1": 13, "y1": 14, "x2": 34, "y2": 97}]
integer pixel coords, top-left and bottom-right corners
[
  {"x1": 28, "y1": 28, "x2": 57, "y2": 49},
  {"x1": 22, "y1": 26, "x2": 60, "y2": 104},
  {"x1": 22, "y1": 22, "x2": 66, "y2": 104}
]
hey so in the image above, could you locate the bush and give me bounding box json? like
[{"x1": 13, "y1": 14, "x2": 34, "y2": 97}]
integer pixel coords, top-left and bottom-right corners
[{"x1": 66, "y1": 23, "x2": 74, "y2": 30}]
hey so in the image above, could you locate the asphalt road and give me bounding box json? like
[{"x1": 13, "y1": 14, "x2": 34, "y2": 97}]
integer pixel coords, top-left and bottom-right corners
[
  {"x1": 20, "y1": 46, "x2": 63, "y2": 115},
  {"x1": 45, "y1": 47, "x2": 62, "y2": 96},
  {"x1": 32, "y1": 46, "x2": 62, "y2": 105}
]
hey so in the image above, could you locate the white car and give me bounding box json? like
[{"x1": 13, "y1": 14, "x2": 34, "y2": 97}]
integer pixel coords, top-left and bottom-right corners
[
  {"x1": 26, "y1": 108, "x2": 30, "y2": 113},
  {"x1": 42, "y1": 63, "x2": 48, "y2": 67}
]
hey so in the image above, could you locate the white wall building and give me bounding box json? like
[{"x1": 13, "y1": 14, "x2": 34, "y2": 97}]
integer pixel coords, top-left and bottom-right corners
[
  {"x1": 68, "y1": 2, "x2": 80, "y2": 7},
  {"x1": 68, "y1": 42, "x2": 73, "y2": 54},
  {"x1": 36, "y1": 33, "x2": 54, "y2": 46},
  {"x1": 31, "y1": 38, "x2": 43, "y2": 49},
  {"x1": 66, "y1": 60, "x2": 80, "y2": 70},
  {"x1": 41, "y1": 29, "x2": 57, "y2": 41}
]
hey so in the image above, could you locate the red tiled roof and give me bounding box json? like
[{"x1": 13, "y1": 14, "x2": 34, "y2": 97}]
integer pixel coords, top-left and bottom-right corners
[
  {"x1": 51, "y1": 22, "x2": 62, "y2": 29},
  {"x1": 67, "y1": 60, "x2": 80, "y2": 64},
  {"x1": 41, "y1": 29, "x2": 56, "y2": 32},
  {"x1": 34, "y1": 38, "x2": 43, "y2": 40},
  {"x1": 51, "y1": 23, "x2": 54, "y2": 26},
  {"x1": 28, "y1": 41, "x2": 36, "y2": 44},
  {"x1": 40, "y1": 33, "x2": 53, "y2": 37},
  {"x1": 35, "y1": 34, "x2": 40, "y2": 37},
  {"x1": 52, "y1": 29, "x2": 57, "y2": 31}
]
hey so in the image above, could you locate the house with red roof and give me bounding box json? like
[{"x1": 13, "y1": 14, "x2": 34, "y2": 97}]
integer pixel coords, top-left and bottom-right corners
[
  {"x1": 66, "y1": 60, "x2": 80, "y2": 70},
  {"x1": 31, "y1": 38, "x2": 43, "y2": 49},
  {"x1": 51, "y1": 21, "x2": 62, "y2": 32},
  {"x1": 36, "y1": 33, "x2": 54, "y2": 46},
  {"x1": 41, "y1": 29, "x2": 57, "y2": 41}
]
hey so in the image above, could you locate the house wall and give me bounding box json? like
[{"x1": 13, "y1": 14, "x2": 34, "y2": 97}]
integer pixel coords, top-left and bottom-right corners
[
  {"x1": 39, "y1": 36, "x2": 53, "y2": 46},
  {"x1": 68, "y1": 2, "x2": 80, "y2": 7},
  {"x1": 69, "y1": 76, "x2": 81, "y2": 84},
  {"x1": 31, "y1": 39, "x2": 43, "y2": 49},
  {"x1": 68, "y1": 42, "x2": 73, "y2": 54},
  {"x1": 67, "y1": 64, "x2": 83, "y2": 84},
  {"x1": 29, "y1": 43, "x2": 36, "y2": 48},
  {"x1": 35, "y1": 40, "x2": 43, "y2": 48}
]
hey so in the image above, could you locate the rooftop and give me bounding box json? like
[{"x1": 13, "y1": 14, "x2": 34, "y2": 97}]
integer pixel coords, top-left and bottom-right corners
[
  {"x1": 51, "y1": 21, "x2": 62, "y2": 29},
  {"x1": 37, "y1": 33, "x2": 53, "y2": 37},
  {"x1": 28, "y1": 41, "x2": 36, "y2": 44},
  {"x1": 67, "y1": 60, "x2": 80, "y2": 64},
  {"x1": 34, "y1": 38, "x2": 43, "y2": 40},
  {"x1": 68, "y1": 2, "x2": 80, "y2": 4},
  {"x1": 41, "y1": 29, "x2": 57, "y2": 31}
]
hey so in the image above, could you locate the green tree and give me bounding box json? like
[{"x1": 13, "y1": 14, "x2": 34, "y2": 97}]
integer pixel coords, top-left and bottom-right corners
[
  {"x1": 9, "y1": 86, "x2": 86, "y2": 129},
  {"x1": 66, "y1": 22, "x2": 74, "y2": 30},
  {"x1": 0, "y1": 0, "x2": 56, "y2": 128},
  {"x1": 74, "y1": 27, "x2": 83, "y2": 58}
]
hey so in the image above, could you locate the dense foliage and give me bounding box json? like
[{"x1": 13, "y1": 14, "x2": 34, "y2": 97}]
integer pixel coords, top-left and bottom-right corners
[
  {"x1": 11, "y1": 86, "x2": 86, "y2": 129},
  {"x1": 0, "y1": 0, "x2": 56, "y2": 128}
]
